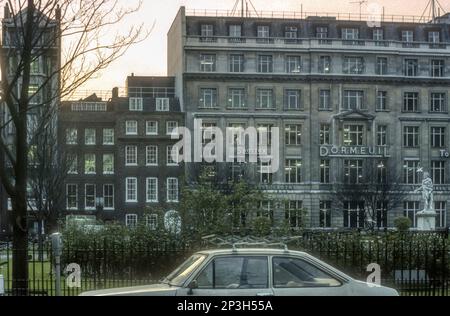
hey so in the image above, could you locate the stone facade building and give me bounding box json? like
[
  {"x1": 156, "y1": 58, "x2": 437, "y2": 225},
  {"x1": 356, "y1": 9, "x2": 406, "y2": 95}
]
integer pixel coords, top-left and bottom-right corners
[{"x1": 168, "y1": 7, "x2": 450, "y2": 230}]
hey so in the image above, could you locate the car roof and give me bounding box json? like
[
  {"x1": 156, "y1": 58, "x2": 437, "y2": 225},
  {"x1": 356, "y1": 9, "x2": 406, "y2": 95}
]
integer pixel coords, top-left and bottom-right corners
[{"x1": 196, "y1": 248, "x2": 309, "y2": 256}]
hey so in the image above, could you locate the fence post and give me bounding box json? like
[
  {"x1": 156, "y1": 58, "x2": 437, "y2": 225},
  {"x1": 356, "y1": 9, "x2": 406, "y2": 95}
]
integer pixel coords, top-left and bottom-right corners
[
  {"x1": 51, "y1": 233, "x2": 63, "y2": 297},
  {"x1": 0, "y1": 274, "x2": 4, "y2": 296}
]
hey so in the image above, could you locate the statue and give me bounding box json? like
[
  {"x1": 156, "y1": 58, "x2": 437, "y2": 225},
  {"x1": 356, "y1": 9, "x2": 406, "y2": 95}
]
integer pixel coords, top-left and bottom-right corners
[{"x1": 414, "y1": 172, "x2": 434, "y2": 212}]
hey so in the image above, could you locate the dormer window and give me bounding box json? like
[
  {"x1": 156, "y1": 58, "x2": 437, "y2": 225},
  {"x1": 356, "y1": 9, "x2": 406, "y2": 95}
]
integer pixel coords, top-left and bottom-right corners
[
  {"x1": 428, "y1": 31, "x2": 440, "y2": 43},
  {"x1": 229, "y1": 25, "x2": 242, "y2": 37},
  {"x1": 316, "y1": 26, "x2": 328, "y2": 39},
  {"x1": 342, "y1": 28, "x2": 359, "y2": 40},
  {"x1": 201, "y1": 24, "x2": 214, "y2": 37},
  {"x1": 285, "y1": 26, "x2": 298, "y2": 38},
  {"x1": 257, "y1": 25, "x2": 270, "y2": 38},
  {"x1": 401, "y1": 30, "x2": 414, "y2": 42},
  {"x1": 373, "y1": 28, "x2": 384, "y2": 41}
]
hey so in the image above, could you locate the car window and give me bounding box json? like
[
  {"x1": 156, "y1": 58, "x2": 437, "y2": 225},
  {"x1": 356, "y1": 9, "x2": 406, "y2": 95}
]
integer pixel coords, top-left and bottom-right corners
[
  {"x1": 166, "y1": 254, "x2": 207, "y2": 287},
  {"x1": 196, "y1": 256, "x2": 268, "y2": 289},
  {"x1": 272, "y1": 257, "x2": 341, "y2": 288}
]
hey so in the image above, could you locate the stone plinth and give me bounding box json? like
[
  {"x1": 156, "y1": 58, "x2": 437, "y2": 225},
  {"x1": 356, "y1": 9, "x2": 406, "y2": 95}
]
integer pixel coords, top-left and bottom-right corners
[{"x1": 416, "y1": 211, "x2": 437, "y2": 231}]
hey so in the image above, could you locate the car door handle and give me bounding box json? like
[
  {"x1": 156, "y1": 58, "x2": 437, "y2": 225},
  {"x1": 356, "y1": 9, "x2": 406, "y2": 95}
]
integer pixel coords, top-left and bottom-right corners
[{"x1": 256, "y1": 293, "x2": 274, "y2": 297}]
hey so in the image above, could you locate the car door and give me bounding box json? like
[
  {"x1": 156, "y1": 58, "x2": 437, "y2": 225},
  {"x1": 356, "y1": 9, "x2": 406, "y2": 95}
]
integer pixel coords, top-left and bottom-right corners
[
  {"x1": 180, "y1": 255, "x2": 274, "y2": 297},
  {"x1": 271, "y1": 256, "x2": 351, "y2": 296}
]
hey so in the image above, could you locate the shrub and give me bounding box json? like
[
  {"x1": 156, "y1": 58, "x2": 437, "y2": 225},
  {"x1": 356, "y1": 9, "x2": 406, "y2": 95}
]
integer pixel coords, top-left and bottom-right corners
[
  {"x1": 252, "y1": 217, "x2": 272, "y2": 237},
  {"x1": 394, "y1": 217, "x2": 412, "y2": 232}
]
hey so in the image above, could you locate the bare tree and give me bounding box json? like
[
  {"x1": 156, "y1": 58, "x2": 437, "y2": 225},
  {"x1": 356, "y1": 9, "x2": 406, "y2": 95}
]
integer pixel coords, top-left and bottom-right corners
[
  {"x1": 0, "y1": 0, "x2": 149, "y2": 295},
  {"x1": 332, "y1": 158, "x2": 408, "y2": 231}
]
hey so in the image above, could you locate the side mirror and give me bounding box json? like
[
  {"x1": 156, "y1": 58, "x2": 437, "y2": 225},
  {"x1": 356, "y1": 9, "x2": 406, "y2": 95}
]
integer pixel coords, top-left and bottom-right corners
[{"x1": 187, "y1": 280, "x2": 198, "y2": 295}]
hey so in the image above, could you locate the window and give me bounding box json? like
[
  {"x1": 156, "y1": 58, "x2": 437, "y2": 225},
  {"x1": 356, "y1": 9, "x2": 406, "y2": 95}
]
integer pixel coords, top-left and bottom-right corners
[
  {"x1": 320, "y1": 124, "x2": 330, "y2": 145},
  {"x1": 103, "y1": 154, "x2": 114, "y2": 175},
  {"x1": 156, "y1": 98, "x2": 170, "y2": 111},
  {"x1": 166, "y1": 121, "x2": 178, "y2": 136},
  {"x1": 319, "y1": 90, "x2": 331, "y2": 110},
  {"x1": 285, "y1": 90, "x2": 301, "y2": 110},
  {"x1": 66, "y1": 128, "x2": 78, "y2": 145},
  {"x1": 201, "y1": 24, "x2": 214, "y2": 37},
  {"x1": 404, "y1": 160, "x2": 420, "y2": 184},
  {"x1": 200, "y1": 54, "x2": 216, "y2": 72},
  {"x1": 229, "y1": 24, "x2": 242, "y2": 37},
  {"x1": 285, "y1": 125, "x2": 302, "y2": 146},
  {"x1": 404, "y1": 59, "x2": 418, "y2": 76},
  {"x1": 257, "y1": 25, "x2": 270, "y2": 42},
  {"x1": 259, "y1": 161, "x2": 272, "y2": 184},
  {"x1": 344, "y1": 201, "x2": 365, "y2": 228},
  {"x1": 146, "y1": 145, "x2": 158, "y2": 166},
  {"x1": 404, "y1": 202, "x2": 420, "y2": 227},
  {"x1": 228, "y1": 88, "x2": 246, "y2": 108},
  {"x1": 376, "y1": 91, "x2": 388, "y2": 111},
  {"x1": 28, "y1": 85, "x2": 41, "y2": 105},
  {"x1": 103, "y1": 129, "x2": 114, "y2": 145},
  {"x1": 66, "y1": 184, "x2": 78, "y2": 210},
  {"x1": 167, "y1": 146, "x2": 179, "y2": 166},
  {"x1": 344, "y1": 160, "x2": 363, "y2": 184},
  {"x1": 202, "y1": 123, "x2": 217, "y2": 145},
  {"x1": 258, "y1": 55, "x2": 273, "y2": 73},
  {"x1": 376, "y1": 57, "x2": 388, "y2": 75},
  {"x1": 30, "y1": 57, "x2": 41, "y2": 74},
  {"x1": 435, "y1": 202, "x2": 447, "y2": 228},
  {"x1": 320, "y1": 201, "x2": 332, "y2": 228},
  {"x1": 126, "y1": 178, "x2": 137, "y2": 203},
  {"x1": 401, "y1": 30, "x2": 414, "y2": 42},
  {"x1": 68, "y1": 155, "x2": 78, "y2": 175},
  {"x1": 318, "y1": 56, "x2": 331, "y2": 73},
  {"x1": 431, "y1": 60, "x2": 444, "y2": 77},
  {"x1": 167, "y1": 178, "x2": 179, "y2": 202},
  {"x1": 403, "y1": 92, "x2": 419, "y2": 112},
  {"x1": 146, "y1": 178, "x2": 158, "y2": 202},
  {"x1": 343, "y1": 91, "x2": 364, "y2": 110},
  {"x1": 286, "y1": 56, "x2": 301, "y2": 73},
  {"x1": 316, "y1": 26, "x2": 328, "y2": 39},
  {"x1": 431, "y1": 127, "x2": 446, "y2": 148},
  {"x1": 146, "y1": 214, "x2": 159, "y2": 230},
  {"x1": 126, "y1": 121, "x2": 138, "y2": 135},
  {"x1": 285, "y1": 26, "x2": 298, "y2": 39},
  {"x1": 229, "y1": 54, "x2": 244, "y2": 72},
  {"x1": 320, "y1": 160, "x2": 330, "y2": 184},
  {"x1": 285, "y1": 160, "x2": 302, "y2": 183},
  {"x1": 200, "y1": 88, "x2": 217, "y2": 108},
  {"x1": 103, "y1": 184, "x2": 114, "y2": 210},
  {"x1": 125, "y1": 146, "x2": 138, "y2": 166},
  {"x1": 146, "y1": 121, "x2": 158, "y2": 135},
  {"x1": 342, "y1": 28, "x2": 359, "y2": 40},
  {"x1": 285, "y1": 201, "x2": 303, "y2": 228},
  {"x1": 196, "y1": 256, "x2": 268, "y2": 289},
  {"x1": 256, "y1": 89, "x2": 274, "y2": 109},
  {"x1": 344, "y1": 125, "x2": 364, "y2": 146},
  {"x1": 126, "y1": 214, "x2": 138, "y2": 228},
  {"x1": 85, "y1": 129, "x2": 96, "y2": 145},
  {"x1": 373, "y1": 28, "x2": 384, "y2": 41},
  {"x1": 432, "y1": 161, "x2": 446, "y2": 185},
  {"x1": 273, "y1": 257, "x2": 341, "y2": 288},
  {"x1": 428, "y1": 31, "x2": 440, "y2": 43},
  {"x1": 258, "y1": 201, "x2": 274, "y2": 224},
  {"x1": 343, "y1": 57, "x2": 364, "y2": 74},
  {"x1": 403, "y1": 126, "x2": 419, "y2": 148},
  {"x1": 431, "y1": 93, "x2": 446, "y2": 113},
  {"x1": 377, "y1": 126, "x2": 388, "y2": 146},
  {"x1": 84, "y1": 154, "x2": 96, "y2": 174},
  {"x1": 129, "y1": 97, "x2": 143, "y2": 111},
  {"x1": 257, "y1": 124, "x2": 273, "y2": 146},
  {"x1": 85, "y1": 184, "x2": 96, "y2": 210}
]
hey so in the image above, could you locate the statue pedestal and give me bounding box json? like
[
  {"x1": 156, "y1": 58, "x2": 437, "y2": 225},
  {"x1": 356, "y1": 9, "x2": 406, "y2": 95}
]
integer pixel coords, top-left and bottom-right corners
[{"x1": 416, "y1": 211, "x2": 437, "y2": 231}]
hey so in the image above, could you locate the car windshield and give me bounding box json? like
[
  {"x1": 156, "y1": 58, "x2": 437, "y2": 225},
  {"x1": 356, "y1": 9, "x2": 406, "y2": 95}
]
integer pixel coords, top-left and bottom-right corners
[{"x1": 163, "y1": 254, "x2": 207, "y2": 287}]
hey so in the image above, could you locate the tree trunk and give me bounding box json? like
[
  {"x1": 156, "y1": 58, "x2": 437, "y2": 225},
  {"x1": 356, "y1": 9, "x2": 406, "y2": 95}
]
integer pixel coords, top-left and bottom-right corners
[{"x1": 11, "y1": 197, "x2": 29, "y2": 296}]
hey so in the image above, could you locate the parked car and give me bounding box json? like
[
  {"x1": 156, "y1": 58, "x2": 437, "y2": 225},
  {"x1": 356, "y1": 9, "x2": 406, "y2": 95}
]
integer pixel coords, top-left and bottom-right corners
[{"x1": 80, "y1": 247, "x2": 399, "y2": 296}]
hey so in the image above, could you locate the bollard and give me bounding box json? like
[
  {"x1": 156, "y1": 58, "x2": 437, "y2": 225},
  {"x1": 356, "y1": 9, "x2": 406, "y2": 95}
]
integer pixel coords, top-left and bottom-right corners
[
  {"x1": 0, "y1": 274, "x2": 4, "y2": 296},
  {"x1": 51, "y1": 233, "x2": 62, "y2": 296}
]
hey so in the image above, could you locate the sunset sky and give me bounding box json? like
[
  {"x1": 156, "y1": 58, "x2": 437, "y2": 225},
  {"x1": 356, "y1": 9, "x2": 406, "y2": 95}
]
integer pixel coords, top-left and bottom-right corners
[{"x1": 80, "y1": 0, "x2": 449, "y2": 92}]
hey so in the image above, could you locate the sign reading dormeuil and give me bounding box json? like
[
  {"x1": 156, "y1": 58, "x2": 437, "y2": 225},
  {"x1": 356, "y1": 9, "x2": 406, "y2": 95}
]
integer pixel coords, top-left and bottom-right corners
[{"x1": 320, "y1": 145, "x2": 391, "y2": 158}]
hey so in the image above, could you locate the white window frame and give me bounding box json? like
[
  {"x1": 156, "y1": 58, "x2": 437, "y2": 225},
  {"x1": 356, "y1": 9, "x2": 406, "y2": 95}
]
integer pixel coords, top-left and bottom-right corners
[
  {"x1": 166, "y1": 121, "x2": 179, "y2": 136},
  {"x1": 126, "y1": 120, "x2": 138, "y2": 136},
  {"x1": 66, "y1": 184, "x2": 78, "y2": 210},
  {"x1": 125, "y1": 178, "x2": 138, "y2": 203},
  {"x1": 146, "y1": 145, "x2": 158, "y2": 166},
  {"x1": 146, "y1": 121, "x2": 158, "y2": 135},
  {"x1": 167, "y1": 178, "x2": 179, "y2": 203},
  {"x1": 66, "y1": 128, "x2": 78, "y2": 145},
  {"x1": 200, "y1": 88, "x2": 217, "y2": 108},
  {"x1": 156, "y1": 98, "x2": 170, "y2": 112},
  {"x1": 342, "y1": 28, "x2": 359, "y2": 40},
  {"x1": 146, "y1": 214, "x2": 159, "y2": 231},
  {"x1": 85, "y1": 184, "x2": 96, "y2": 211},
  {"x1": 167, "y1": 146, "x2": 179, "y2": 166},
  {"x1": 146, "y1": 177, "x2": 158, "y2": 203},
  {"x1": 103, "y1": 128, "x2": 114, "y2": 145},
  {"x1": 129, "y1": 97, "x2": 143, "y2": 111},
  {"x1": 103, "y1": 184, "x2": 115, "y2": 210},
  {"x1": 103, "y1": 154, "x2": 114, "y2": 175},
  {"x1": 84, "y1": 154, "x2": 96, "y2": 175},
  {"x1": 126, "y1": 214, "x2": 138, "y2": 228},
  {"x1": 125, "y1": 146, "x2": 138, "y2": 166},
  {"x1": 85, "y1": 129, "x2": 96, "y2": 145}
]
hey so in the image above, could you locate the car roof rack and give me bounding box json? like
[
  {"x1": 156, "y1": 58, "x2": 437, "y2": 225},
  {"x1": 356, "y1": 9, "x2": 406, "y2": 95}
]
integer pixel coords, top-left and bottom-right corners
[{"x1": 232, "y1": 242, "x2": 289, "y2": 253}]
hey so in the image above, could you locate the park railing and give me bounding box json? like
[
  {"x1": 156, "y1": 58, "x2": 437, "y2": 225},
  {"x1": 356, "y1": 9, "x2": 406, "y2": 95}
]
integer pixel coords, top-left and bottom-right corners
[{"x1": 0, "y1": 231, "x2": 448, "y2": 296}]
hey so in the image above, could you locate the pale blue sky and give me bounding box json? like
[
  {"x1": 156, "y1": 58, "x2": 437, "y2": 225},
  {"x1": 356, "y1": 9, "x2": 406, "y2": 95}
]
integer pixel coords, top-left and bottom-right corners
[{"x1": 81, "y1": 0, "x2": 448, "y2": 91}]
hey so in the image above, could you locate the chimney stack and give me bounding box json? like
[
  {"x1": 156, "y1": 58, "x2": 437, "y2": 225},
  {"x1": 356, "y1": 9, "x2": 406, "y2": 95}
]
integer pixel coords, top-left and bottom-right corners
[
  {"x1": 112, "y1": 87, "x2": 119, "y2": 99},
  {"x1": 4, "y1": 3, "x2": 10, "y2": 19}
]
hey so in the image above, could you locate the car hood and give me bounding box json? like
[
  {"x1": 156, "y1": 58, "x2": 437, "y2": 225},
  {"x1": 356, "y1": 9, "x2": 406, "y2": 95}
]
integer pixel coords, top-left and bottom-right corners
[
  {"x1": 350, "y1": 280, "x2": 399, "y2": 296},
  {"x1": 79, "y1": 283, "x2": 179, "y2": 296}
]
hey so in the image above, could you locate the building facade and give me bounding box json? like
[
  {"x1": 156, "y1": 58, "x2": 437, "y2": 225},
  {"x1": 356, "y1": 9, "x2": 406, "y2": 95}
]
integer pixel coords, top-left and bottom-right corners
[
  {"x1": 168, "y1": 7, "x2": 450, "y2": 230},
  {"x1": 59, "y1": 76, "x2": 184, "y2": 229}
]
